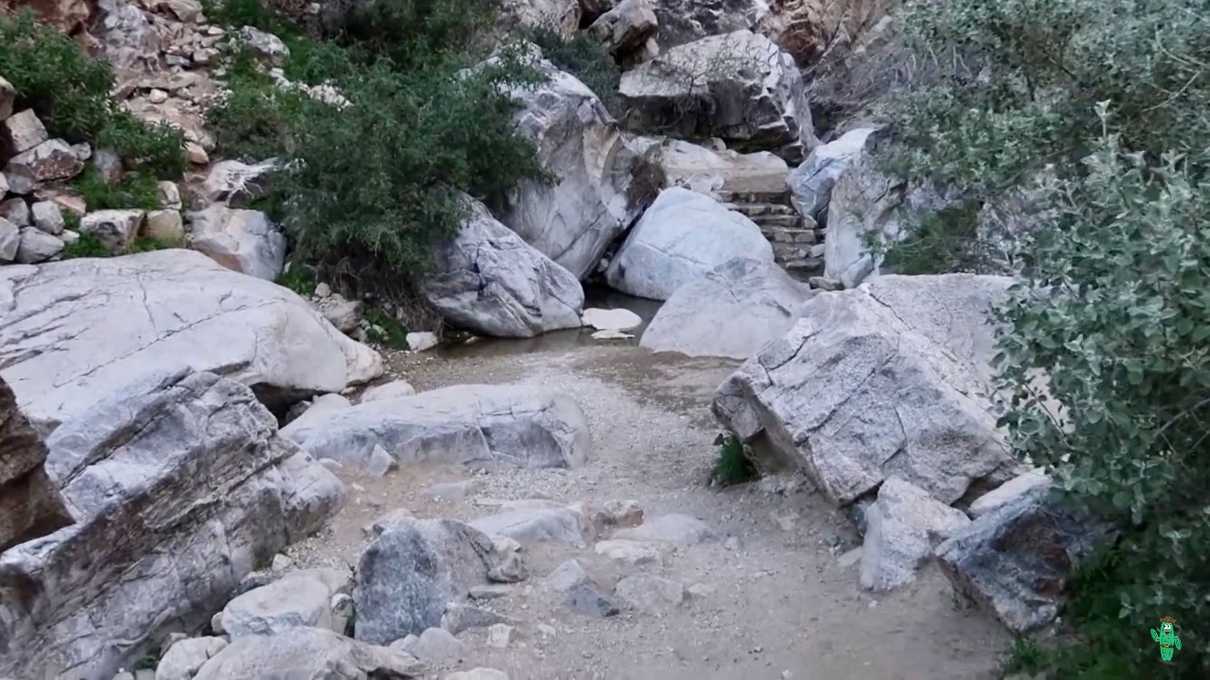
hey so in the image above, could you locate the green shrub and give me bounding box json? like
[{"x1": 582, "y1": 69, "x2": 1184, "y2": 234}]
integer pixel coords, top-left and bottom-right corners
[
  {"x1": 712, "y1": 435, "x2": 758, "y2": 486},
  {"x1": 525, "y1": 27, "x2": 622, "y2": 117},
  {"x1": 61, "y1": 232, "x2": 110, "y2": 259},
  {"x1": 74, "y1": 168, "x2": 161, "y2": 211},
  {"x1": 0, "y1": 11, "x2": 184, "y2": 177},
  {"x1": 274, "y1": 261, "x2": 317, "y2": 296},
  {"x1": 208, "y1": 50, "x2": 310, "y2": 160},
  {"x1": 880, "y1": 201, "x2": 985, "y2": 275},
  {"x1": 363, "y1": 306, "x2": 409, "y2": 349},
  {"x1": 334, "y1": 0, "x2": 501, "y2": 69}
]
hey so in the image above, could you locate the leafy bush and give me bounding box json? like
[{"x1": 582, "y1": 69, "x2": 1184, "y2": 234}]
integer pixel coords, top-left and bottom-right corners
[
  {"x1": 363, "y1": 306, "x2": 409, "y2": 349},
  {"x1": 74, "y1": 168, "x2": 161, "y2": 211},
  {"x1": 525, "y1": 27, "x2": 622, "y2": 116},
  {"x1": 274, "y1": 261, "x2": 317, "y2": 296},
  {"x1": 0, "y1": 11, "x2": 184, "y2": 177},
  {"x1": 209, "y1": 50, "x2": 310, "y2": 160},
  {"x1": 334, "y1": 0, "x2": 501, "y2": 69},
  {"x1": 880, "y1": 201, "x2": 985, "y2": 275},
  {"x1": 61, "y1": 232, "x2": 110, "y2": 259},
  {"x1": 712, "y1": 435, "x2": 758, "y2": 486}
]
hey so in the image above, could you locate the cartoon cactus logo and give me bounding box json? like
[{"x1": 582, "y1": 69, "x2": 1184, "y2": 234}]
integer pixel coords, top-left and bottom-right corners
[{"x1": 1150, "y1": 616, "x2": 1182, "y2": 663}]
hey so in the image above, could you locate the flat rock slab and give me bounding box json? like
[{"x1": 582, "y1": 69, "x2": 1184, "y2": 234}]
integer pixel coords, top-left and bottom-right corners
[
  {"x1": 282, "y1": 383, "x2": 591, "y2": 472},
  {"x1": 470, "y1": 505, "x2": 590, "y2": 547},
  {"x1": 594, "y1": 539, "x2": 662, "y2": 565},
  {"x1": 0, "y1": 250, "x2": 382, "y2": 430},
  {"x1": 220, "y1": 568, "x2": 351, "y2": 638},
  {"x1": 193, "y1": 627, "x2": 424, "y2": 679}
]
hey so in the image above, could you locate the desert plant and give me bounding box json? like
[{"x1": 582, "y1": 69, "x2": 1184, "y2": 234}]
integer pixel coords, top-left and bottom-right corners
[
  {"x1": 712, "y1": 434, "x2": 758, "y2": 486},
  {"x1": 73, "y1": 168, "x2": 161, "y2": 211}
]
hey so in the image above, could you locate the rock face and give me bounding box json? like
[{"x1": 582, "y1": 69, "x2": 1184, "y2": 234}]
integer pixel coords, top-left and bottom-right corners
[
  {"x1": 641, "y1": 257, "x2": 810, "y2": 359},
  {"x1": 220, "y1": 568, "x2": 352, "y2": 638},
  {"x1": 713, "y1": 274, "x2": 1015, "y2": 505},
  {"x1": 0, "y1": 376, "x2": 70, "y2": 553},
  {"x1": 787, "y1": 127, "x2": 877, "y2": 221},
  {"x1": 422, "y1": 197, "x2": 584, "y2": 338},
  {"x1": 500, "y1": 55, "x2": 644, "y2": 279},
  {"x1": 605, "y1": 187, "x2": 773, "y2": 300},
  {"x1": 619, "y1": 30, "x2": 816, "y2": 161},
  {"x1": 282, "y1": 383, "x2": 590, "y2": 472},
  {"x1": 0, "y1": 250, "x2": 383, "y2": 430},
  {"x1": 188, "y1": 205, "x2": 287, "y2": 281},
  {"x1": 859, "y1": 478, "x2": 971, "y2": 591},
  {"x1": 935, "y1": 487, "x2": 1112, "y2": 633},
  {"x1": 194, "y1": 627, "x2": 424, "y2": 680},
  {"x1": 355, "y1": 518, "x2": 499, "y2": 644},
  {"x1": 0, "y1": 372, "x2": 345, "y2": 680}
]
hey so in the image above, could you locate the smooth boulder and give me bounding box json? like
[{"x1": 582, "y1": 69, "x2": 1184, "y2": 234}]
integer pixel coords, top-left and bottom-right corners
[
  {"x1": 636, "y1": 137, "x2": 789, "y2": 197},
  {"x1": 282, "y1": 383, "x2": 590, "y2": 472},
  {"x1": 605, "y1": 187, "x2": 773, "y2": 300},
  {"x1": 188, "y1": 205, "x2": 287, "y2": 281},
  {"x1": 220, "y1": 568, "x2": 352, "y2": 638},
  {"x1": 641, "y1": 257, "x2": 810, "y2": 359},
  {"x1": 619, "y1": 30, "x2": 816, "y2": 161},
  {"x1": 0, "y1": 372, "x2": 345, "y2": 680},
  {"x1": 194, "y1": 627, "x2": 424, "y2": 680},
  {"x1": 499, "y1": 55, "x2": 645, "y2": 279},
  {"x1": 713, "y1": 274, "x2": 1015, "y2": 505},
  {"x1": 787, "y1": 127, "x2": 877, "y2": 221},
  {"x1": 422, "y1": 197, "x2": 584, "y2": 338},
  {"x1": 0, "y1": 250, "x2": 382, "y2": 430}
]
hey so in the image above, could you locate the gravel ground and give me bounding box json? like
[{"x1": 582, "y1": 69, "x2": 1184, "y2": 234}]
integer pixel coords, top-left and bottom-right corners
[{"x1": 286, "y1": 316, "x2": 1012, "y2": 680}]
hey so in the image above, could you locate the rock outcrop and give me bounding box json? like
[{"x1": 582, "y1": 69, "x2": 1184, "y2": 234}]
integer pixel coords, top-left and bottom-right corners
[
  {"x1": 619, "y1": 30, "x2": 816, "y2": 161},
  {"x1": 422, "y1": 197, "x2": 585, "y2": 338},
  {"x1": 640, "y1": 257, "x2": 810, "y2": 359},
  {"x1": 500, "y1": 55, "x2": 644, "y2": 279},
  {"x1": 713, "y1": 274, "x2": 1015, "y2": 505},
  {"x1": 605, "y1": 187, "x2": 773, "y2": 300},
  {"x1": 282, "y1": 383, "x2": 591, "y2": 472},
  {"x1": 0, "y1": 371, "x2": 345, "y2": 680},
  {"x1": 0, "y1": 375, "x2": 70, "y2": 553},
  {"x1": 0, "y1": 250, "x2": 382, "y2": 430}
]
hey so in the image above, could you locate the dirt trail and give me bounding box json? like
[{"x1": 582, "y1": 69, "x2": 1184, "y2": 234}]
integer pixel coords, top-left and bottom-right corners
[{"x1": 288, "y1": 319, "x2": 1011, "y2": 680}]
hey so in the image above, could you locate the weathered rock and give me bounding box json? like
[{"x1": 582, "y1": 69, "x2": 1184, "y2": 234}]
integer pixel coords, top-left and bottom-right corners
[
  {"x1": 287, "y1": 393, "x2": 353, "y2": 431},
  {"x1": 80, "y1": 209, "x2": 144, "y2": 252},
  {"x1": 157, "y1": 180, "x2": 183, "y2": 209},
  {"x1": 93, "y1": 148, "x2": 123, "y2": 184},
  {"x1": 620, "y1": 30, "x2": 816, "y2": 161},
  {"x1": 594, "y1": 539, "x2": 661, "y2": 565},
  {"x1": 0, "y1": 375, "x2": 69, "y2": 553},
  {"x1": 0, "y1": 372, "x2": 345, "y2": 680},
  {"x1": 0, "y1": 216, "x2": 19, "y2": 261},
  {"x1": 156, "y1": 637, "x2": 228, "y2": 680},
  {"x1": 499, "y1": 55, "x2": 644, "y2": 279},
  {"x1": 0, "y1": 75, "x2": 14, "y2": 120},
  {"x1": 282, "y1": 383, "x2": 589, "y2": 472},
  {"x1": 582, "y1": 498, "x2": 644, "y2": 534},
  {"x1": 641, "y1": 257, "x2": 810, "y2": 358},
  {"x1": 399, "y1": 627, "x2": 465, "y2": 664},
  {"x1": 615, "y1": 575, "x2": 686, "y2": 613},
  {"x1": 470, "y1": 504, "x2": 591, "y2": 548},
  {"x1": 15, "y1": 227, "x2": 63, "y2": 263},
  {"x1": 935, "y1": 487, "x2": 1112, "y2": 633},
  {"x1": 824, "y1": 147, "x2": 947, "y2": 288},
  {"x1": 582, "y1": 307, "x2": 642, "y2": 331},
  {"x1": 0, "y1": 250, "x2": 382, "y2": 430},
  {"x1": 612, "y1": 513, "x2": 716, "y2": 544},
  {"x1": 203, "y1": 158, "x2": 278, "y2": 206},
  {"x1": 0, "y1": 197, "x2": 29, "y2": 226},
  {"x1": 486, "y1": 623, "x2": 512, "y2": 649},
  {"x1": 486, "y1": 535, "x2": 527, "y2": 583},
  {"x1": 220, "y1": 568, "x2": 352, "y2": 638},
  {"x1": 355, "y1": 518, "x2": 497, "y2": 644},
  {"x1": 787, "y1": 127, "x2": 876, "y2": 221},
  {"x1": 565, "y1": 583, "x2": 620, "y2": 618},
  {"x1": 859, "y1": 478, "x2": 970, "y2": 591},
  {"x1": 713, "y1": 274, "x2": 1015, "y2": 505},
  {"x1": 651, "y1": 0, "x2": 768, "y2": 48},
  {"x1": 606, "y1": 187, "x2": 772, "y2": 300},
  {"x1": 143, "y1": 209, "x2": 186, "y2": 244},
  {"x1": 30, "y1": 200, "x2": 65, "y2": 235},
  {"x1": 441, "y1": 603, "x2": 515, "y2": 635},
  {"x1": 423, "y1": 196, "x2": 584, "y2": 338},
  {"x1": 194, "y1": 627, "x2": 424, "y2": 679},
  {"x1": 544, "y1": 559, "x2": 592, "y2": 593},
  {"x1": 94, "y1": 0, "x2": 161, "y2": 71},
  {"x1": 500, "y1": 0, "x2": 580, "y2": 38},
  {"x1": 446, "y1": 669, "x2": 509, "y2": 680},
  {"x1": 636, "y1": 137, "x2": 789, "y2": 197},
  {"x1": 1, "y1": 109, "x2": 49, "y2": 158},
  {"x1": 588, "y1": 0, "x2": 658, "y2": 63},
  {"x1": 969, "y1": 469, "x2": 1051, "y2": 518},
  {"x1": 188, "y1": 205, "x2": 286, "y2": 281},
  {"x1": 360, "y1": 380, "x2": 417, "y2": 403},
  {"x1": 235, "y1": 26, "x2": 290, "y2": 65},
  {"x1": 406, "y1": 331, "x2": 439, "y2": 352},
  {"x1": 4, "y1": 139, "x2": 84, "y2": 194},
  {"x1": 315, "y1": 292, "x2": 361, "y2": 333}
]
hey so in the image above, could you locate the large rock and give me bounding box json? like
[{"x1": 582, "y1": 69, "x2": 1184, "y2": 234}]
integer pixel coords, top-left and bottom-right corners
[
  {"x1": 156, "y1": 637, "x2": 228, "y2": 680},
  {"x1": 0, "y1": 375, "x2": 69, "y2": 553},
  {"x1": 619, "y1": 30, "x2": 816, "y2": 161},
  {"x1": 203, "y1": 158, "x2": 279, "y2": 206},
  {"x1": 499, "y1": 55, "x2": 645, "y2": 279},
  {"x1": 588, "y1": 0, "x2": 659, "y2": 63},
  {"x1": 859, "y1": 477, "x2": 970, "y2": 591},
  {"x1": 824, "y1": 145, "x2": 947, "y2": 288},
  {"x1": 713, "y1": 274, "x2": 1015, "y2": 505},
  {"x1": 605, "y1": 187, "x2": 773, "y2": 300},
  {"x1": 282, "y1": 383, "x2": 590, "y2": 472},
  {"x1": 80, "y1": 209, "x2": 144, "y2": 253},
  {"x1": 422, "y1": 197, "x2": 584, "y2": 338},
  {"x1": 188, "y1": 205, "x2": 287, "y2": 281},
  {"x1": 94, "y1": 0, "x2": 161, "y2": 72},
  {"x1": 969, "y1": 468, "x2": 1051, "y2": 518},
  {"x1": 652, "y1": 0, "x2": 769, "y2": 48},
  {"x1": 0, "y1": 216, "x2": 19, "y2": 262},
  {"x1": 641, "y1": 257, "x2": 810, "y2": 358},
  {"x1": 355, "y1": 518, "x2": 499, "y2": 644},
  {"x1": 220, "y1": 568, "x2": 352, "y2": 638},
  {"x1": 470, "y1": 504, "x2": 591, "y2": 548},
  {"x1": 0, "y1": 372, "x2": 345, "y2": 680},
  {"x1": 500, "y1": 0, "x2": 580, "y2": 38},
  {"x1": 635, "y1": 137, "x2": 789, "y2": 197},
  {"x1": 787, "y1": 127, "x2": 877, "y2": 221},
  {"x1": 0, "y1": 250, "x2": 382, "y2": 430},
  {"x1": 14, "y1": 226, "x2": 63, "y2": 263},
  {"x1": 4, "y1": 139, "x2": 85, "y2": 194},
  {"x1": 194, "y1": 627, "x2": 423, "y2": 680},
  {"x1": 612, "y1": 513, "x2": 716, "y2": 544},
  {"x1": 935, "y1": 487, "x2": 1113, "y2": 633},
  {"x1": 2, "y1": 109, "x2": 49, "y2": 158}
]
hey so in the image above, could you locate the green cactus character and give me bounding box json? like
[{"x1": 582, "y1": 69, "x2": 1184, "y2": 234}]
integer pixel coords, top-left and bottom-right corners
[{"x1": 1150, "y1": 616, "x2": 1182, "y2": 663}]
